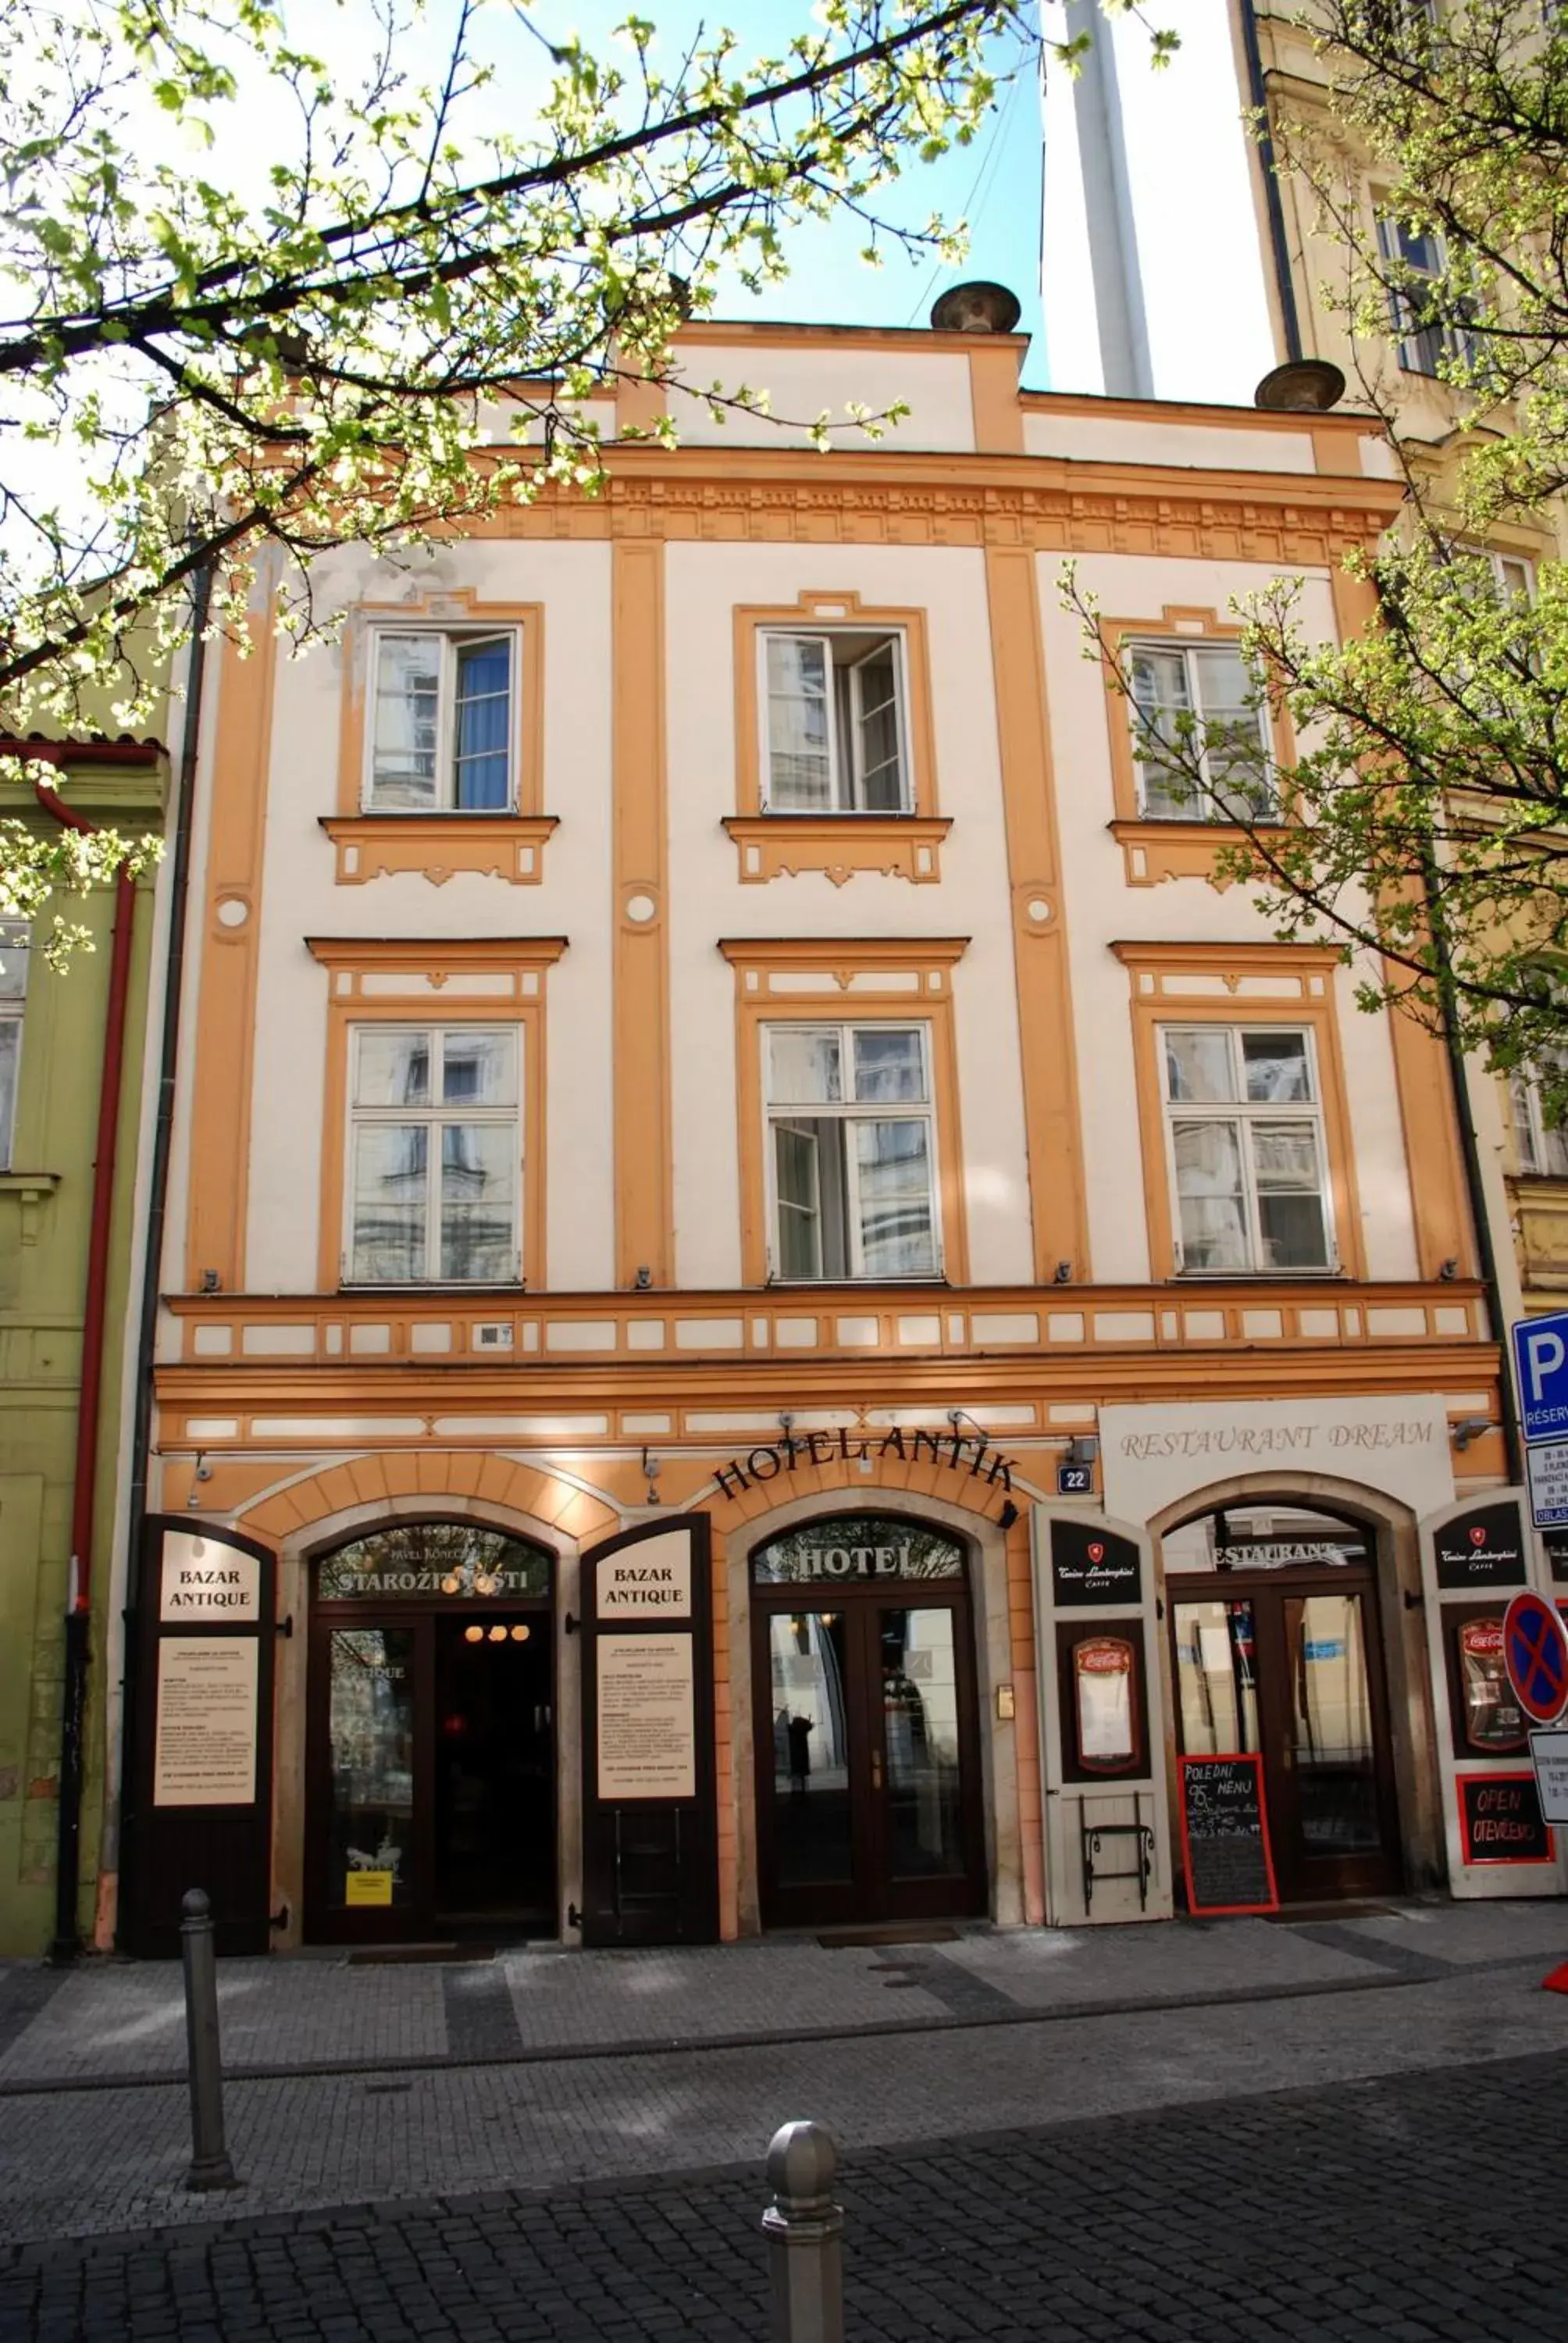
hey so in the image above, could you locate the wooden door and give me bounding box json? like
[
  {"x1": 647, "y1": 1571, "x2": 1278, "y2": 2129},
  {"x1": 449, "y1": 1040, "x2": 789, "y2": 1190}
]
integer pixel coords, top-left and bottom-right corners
[
  {"x1": 753, "y1": 1590, "x2": 985, "y2": 1928},
  {"x1": 1171, "y1": 1569, "x2": 1401, "y2": 1906}
]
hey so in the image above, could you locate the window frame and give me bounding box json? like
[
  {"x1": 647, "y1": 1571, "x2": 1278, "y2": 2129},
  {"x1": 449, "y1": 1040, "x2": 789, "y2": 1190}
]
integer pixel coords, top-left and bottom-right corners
[
  {"x1": 1156, "y1": 1022, "x2": 1338, "y2": 1278},
  {"x1": 361, "y1": 624, "x2": 522, "y2": 815},
  {"x1": 341, "y1": 1022, "x2": 523, "y2": 1288},
  {"x1": 1123, "y1": 636, "x2": 1278, "y2": 824},
  {"x1": 0, "y1": 918, "x2": 29, "y2": 1172},
  {"x1": 761, "y1": 1017, "x2": 943, "y2": 1283},
  {"x1": 1375, "y1": 212, "x2": 1476, "y2": 379},
  {"x1": 1509, "y1": 1066, "x2": 1568, "y2": 1179},
  {"x1": 757, "y1": 626, "x2": 914, "y2": 815},
  {"x1": 308, "y1": 936, "x2": 564, "y2": 1295}
]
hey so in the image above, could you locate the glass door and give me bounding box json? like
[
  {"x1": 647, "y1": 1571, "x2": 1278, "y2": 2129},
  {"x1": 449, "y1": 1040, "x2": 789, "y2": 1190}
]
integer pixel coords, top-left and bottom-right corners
[
  {"x1": 1171, "y1": 1570, "x2": 1399, "y2": 1905},
  {"x1": 754, "y1": 1594, "x2": 984, "y2": 1928},
  {"x1": 1276, "y1": 1589, "x2": 1398, "y2": 1899},
  {"x1": 323, "y1": 1624, "x2": 421, "y2": 1927},
  {"x1": 762, "y1": 1609, "x2": 861, "y2": 1924}
]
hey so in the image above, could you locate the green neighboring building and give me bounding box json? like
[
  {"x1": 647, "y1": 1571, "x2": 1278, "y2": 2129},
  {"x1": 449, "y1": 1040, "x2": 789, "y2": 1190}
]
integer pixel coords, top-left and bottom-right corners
[{"x1": 0, "y1": 744, "x2": 166, "y2": 1956}]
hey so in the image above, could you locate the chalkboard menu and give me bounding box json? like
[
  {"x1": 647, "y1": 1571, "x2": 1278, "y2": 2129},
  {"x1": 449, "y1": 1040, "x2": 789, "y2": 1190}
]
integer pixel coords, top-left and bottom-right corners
[
  {"x1": 1434, "y1": 1500, "x2": 1527, "y2": 1592},
  {"x1": 1051, "y1": 1522, "x2": 1142, "y2": 1607},
  {"x1": 1178, "y1": 1753, "x2": 1278, "y2": 1914}
]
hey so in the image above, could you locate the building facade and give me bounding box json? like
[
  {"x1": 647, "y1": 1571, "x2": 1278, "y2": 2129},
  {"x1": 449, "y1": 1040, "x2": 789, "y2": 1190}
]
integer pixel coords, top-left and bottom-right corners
[
  {"x1": 0, "y1": 743, "x2": 166, "y2": 1956},
  {"x1": 110, "y1": 307, "x2": 1561, "y2": 1960}
]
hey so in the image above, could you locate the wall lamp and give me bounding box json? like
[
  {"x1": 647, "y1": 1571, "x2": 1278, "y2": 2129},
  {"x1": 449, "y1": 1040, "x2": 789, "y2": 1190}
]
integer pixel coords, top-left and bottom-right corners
[
  {"x1": 1450, "y1": 1415, "x2": 1492, "y2": 1451},
  {"x1": 640, "y1": 1447, "x2": 662, "y2": 1504}
]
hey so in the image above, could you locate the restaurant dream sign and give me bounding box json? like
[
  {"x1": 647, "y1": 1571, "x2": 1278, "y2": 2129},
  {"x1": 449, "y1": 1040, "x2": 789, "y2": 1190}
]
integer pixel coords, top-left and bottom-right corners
[{"x1": 1100, "y1": 1395, "x2": 1453, "y2": 1523}]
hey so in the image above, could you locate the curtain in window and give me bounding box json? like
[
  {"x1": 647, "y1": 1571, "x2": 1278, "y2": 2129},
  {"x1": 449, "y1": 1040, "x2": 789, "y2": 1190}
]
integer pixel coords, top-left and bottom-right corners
[{"x1": 454, "y1": 639, "x2": 511, "y2": 809}]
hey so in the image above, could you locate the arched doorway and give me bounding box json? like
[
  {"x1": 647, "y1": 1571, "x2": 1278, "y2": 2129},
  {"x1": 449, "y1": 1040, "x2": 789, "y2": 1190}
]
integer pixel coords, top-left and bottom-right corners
[
  {"x1": 305, "y1": 1520, "x2": 556, "y2": 1944},
  {"x1": 749, "y1": 1512, "x2": 986, "y2": 1928},
  {"x1": 1164, "y1": 1498, "x2": 1402, "y2": 1903}
]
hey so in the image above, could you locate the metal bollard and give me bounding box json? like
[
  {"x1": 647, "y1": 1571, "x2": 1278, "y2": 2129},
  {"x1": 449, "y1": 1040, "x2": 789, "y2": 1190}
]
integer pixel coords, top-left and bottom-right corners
[
  {"x1": 761, "y1": 2120, "x2": 844, "y2": 2343},
  {"x1": 180, "y1": 1890, "x2": 238, "y2": 2191}
]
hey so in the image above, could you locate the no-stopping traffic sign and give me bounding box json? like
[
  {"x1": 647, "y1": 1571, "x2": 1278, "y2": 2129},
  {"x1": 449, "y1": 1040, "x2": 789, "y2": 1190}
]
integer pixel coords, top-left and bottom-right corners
[{"x1": 1503, "y1": 1590, "x2": 1568, "y2": 1725}]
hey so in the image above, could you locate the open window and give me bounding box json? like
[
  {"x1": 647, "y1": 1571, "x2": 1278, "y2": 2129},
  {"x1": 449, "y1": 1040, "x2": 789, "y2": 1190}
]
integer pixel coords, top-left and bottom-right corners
[
  {"x1": 367, "y1": 631, "x2": 515, "y2": 811},
  {"x1": 0, "y1": 920, "x2": 27, "y2": 1169},
  {"x1": 764, "y1": 1022, "x2": 940, "y2": 1281},
  {"x1": 759, "y1": 630, "x2": 911, "y2": 813},
  {"x1": 1375, "y1": 215, "x2": 1476, "y2": 378},
  {"x1": 1126, "y1": 640, "x2": 1275, "y2": 823},
  {"x1": 1160, "y1": 1025, "x2": 1335, "y2": 1274},
  {"x1": 344, "y1": 1025, "x2": 520, "y2": 1285}
]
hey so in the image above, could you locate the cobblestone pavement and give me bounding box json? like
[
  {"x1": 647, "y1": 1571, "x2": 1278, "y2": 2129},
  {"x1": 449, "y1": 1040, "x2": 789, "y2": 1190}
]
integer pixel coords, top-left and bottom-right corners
[
  {"x1": 0, "y1": 1953, "x2": 1563, "y2": 2245},
  {"x1": 2, "y1": 2045, "x2": 1563, "y2": 2341},
  {"x1": 3, "y1": 1898, "x2": 1566, "y2": 2088}
]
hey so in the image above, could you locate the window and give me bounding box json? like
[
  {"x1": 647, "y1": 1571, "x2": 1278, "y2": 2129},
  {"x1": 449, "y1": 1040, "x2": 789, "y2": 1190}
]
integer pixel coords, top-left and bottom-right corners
[
  {"x1": 1375, "y1": 216, "x2": 1475, "y2": 378},
  {"x1": 1126, "y1": 641, "x2": 1275, "y2": 822},
  {"x1": 345, "y1": 1027, "x2": 519, "y2": 1283},
  {"x1": 1510, "y1": 1067, "x2": 1568, "y2": 1177},
  {"x1": 368, "y1": 631, "x2": 515, "y2": 811},
  {"x1": 760, "y1": 631, "x2": 910, "y2": 812},
  {"x1": 1160, "y1": 1025, "x2": 1335, "y2": 1273},
  {"x1": 0, "y1": 921, "x2": 27, "y2": 1169},
  {"x1": 765, "y1": 1023, "x2": 939, "y2": 1279}
]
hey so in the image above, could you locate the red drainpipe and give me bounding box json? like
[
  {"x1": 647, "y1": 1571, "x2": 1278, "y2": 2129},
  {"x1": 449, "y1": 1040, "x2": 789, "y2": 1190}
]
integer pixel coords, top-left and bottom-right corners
[{"x1": 6, "y1": 742, "x2": 155, "y2": 1960}]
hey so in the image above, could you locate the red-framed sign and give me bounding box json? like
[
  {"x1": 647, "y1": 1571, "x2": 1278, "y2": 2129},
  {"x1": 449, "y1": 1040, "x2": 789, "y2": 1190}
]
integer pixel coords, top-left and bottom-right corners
[
  {"x1": 1177, "y1": 1752, "x2": 1279, "y2": 1915},
  {"x1": 1457, "y1": 1770, "x2": 1556, "y2": 1866}
]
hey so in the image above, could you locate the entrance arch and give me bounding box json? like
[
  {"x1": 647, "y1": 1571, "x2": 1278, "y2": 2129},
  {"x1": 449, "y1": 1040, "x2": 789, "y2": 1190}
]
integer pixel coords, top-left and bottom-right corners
[
  {"x1": 1151, "y1": 1474, "x2": 1439, "y2": 1903},
  {"x1": 747, "y1": 1508, "x2": 988, "y2": 1928},
  {"x1": 303, "y1": 1518, "x2": 558, "y2": 1944}
]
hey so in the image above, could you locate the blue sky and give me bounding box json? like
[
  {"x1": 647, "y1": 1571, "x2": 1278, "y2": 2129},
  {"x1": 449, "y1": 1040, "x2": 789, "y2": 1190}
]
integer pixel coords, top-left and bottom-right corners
[{"x1": 475, "y1": 2, "x2": 1050, "y2": 383}]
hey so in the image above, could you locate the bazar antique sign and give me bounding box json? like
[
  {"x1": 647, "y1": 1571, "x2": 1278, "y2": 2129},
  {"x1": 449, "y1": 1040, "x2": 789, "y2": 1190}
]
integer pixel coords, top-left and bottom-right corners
[
  {"x1": 159, "y1": 1532, "x2": 260, "y2": 1621},
  {"x1": 713, "y1": 1425, "x2": 1017, "y2": 1504}
]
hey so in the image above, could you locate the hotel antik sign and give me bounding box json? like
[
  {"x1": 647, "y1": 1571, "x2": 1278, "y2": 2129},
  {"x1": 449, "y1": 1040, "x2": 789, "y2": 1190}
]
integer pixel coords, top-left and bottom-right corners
[{"x1": 711, "y1": 1424, "x2": 1019, "y2": 1510}]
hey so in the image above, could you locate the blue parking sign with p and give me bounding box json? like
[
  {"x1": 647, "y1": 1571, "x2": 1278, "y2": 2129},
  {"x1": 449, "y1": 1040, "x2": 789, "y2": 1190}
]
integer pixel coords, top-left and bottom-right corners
[{"x1": 1513, "y1": 1311, "x2": 1568, "y2": 1443}]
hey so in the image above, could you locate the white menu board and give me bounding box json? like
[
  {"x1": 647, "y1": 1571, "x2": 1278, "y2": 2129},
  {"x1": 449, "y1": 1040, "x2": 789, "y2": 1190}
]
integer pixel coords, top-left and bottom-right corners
[
  {"x1": 153, "y1": 1638, "x2": 259, "y2": 1806},
  {"x1": 597, "y1": 1634, "x2": 697, "y2": 1799}
]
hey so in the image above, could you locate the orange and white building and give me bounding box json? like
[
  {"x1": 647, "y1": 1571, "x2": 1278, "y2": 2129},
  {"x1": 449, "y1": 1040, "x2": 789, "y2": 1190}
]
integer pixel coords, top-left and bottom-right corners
[{"x1": 109, "y1": 294, "x2": 1560, "y2": 1960}]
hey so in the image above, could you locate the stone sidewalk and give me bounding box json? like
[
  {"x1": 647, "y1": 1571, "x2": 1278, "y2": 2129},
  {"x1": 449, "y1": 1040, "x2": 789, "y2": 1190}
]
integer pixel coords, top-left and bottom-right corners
[
  {"x1": 0, "y1": 1899, "x2": 1566, "y2": 2246},
  {"x1": 3, "y1": 1897, "x2": 1566, "y2": 2090},
  {"x1": 3, "y1": 2045, "x2": 1565, "y2": 2341}
]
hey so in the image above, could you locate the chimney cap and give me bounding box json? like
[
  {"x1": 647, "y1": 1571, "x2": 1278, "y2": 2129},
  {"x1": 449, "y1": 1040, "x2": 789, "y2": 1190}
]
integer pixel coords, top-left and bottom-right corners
[
  {"x1": 1253, "y1": 358, "x2": 1346, "y2": 413},
  {"x1": 930, "y1": 280, "x2": 1022, "y2": 335}
]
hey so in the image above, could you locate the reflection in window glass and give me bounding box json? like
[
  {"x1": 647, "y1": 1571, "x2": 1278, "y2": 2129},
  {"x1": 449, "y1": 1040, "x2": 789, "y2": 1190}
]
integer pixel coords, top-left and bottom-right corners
[
  {"x1": 765, "y1": 1022, "x2": 938, "y2": 1280},
  {"x1": 327, "y1": 1628, "x2": 415, "y2": 1906},
  {"x1": 1291, "y1": 1593, "x2": 1383, "y2": 1853},
  {"x1": 1174, "y1": 1599, "x2": 1258, "y2": 1754},
  {"x1": 882, "y1": 1608, "x2": 964, "y2": 1879},
  {"x1": 769, "y1": 1612, "x2": 853, "y2": 1887}
]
